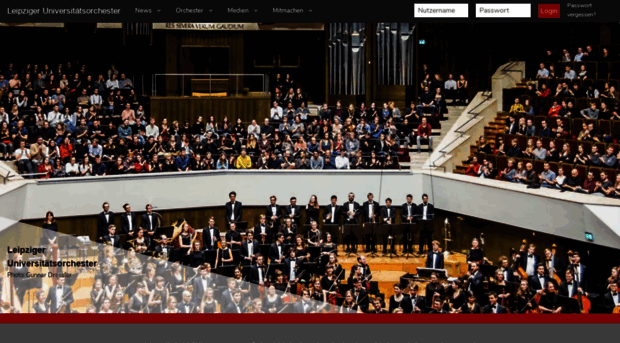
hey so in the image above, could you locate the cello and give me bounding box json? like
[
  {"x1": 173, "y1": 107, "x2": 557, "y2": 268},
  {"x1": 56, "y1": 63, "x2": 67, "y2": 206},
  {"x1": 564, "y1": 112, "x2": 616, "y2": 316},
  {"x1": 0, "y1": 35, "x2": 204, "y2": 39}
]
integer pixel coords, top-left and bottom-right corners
[
  {"x1": 514, "y1": 240, "x2": 529, "y2": 280},
  {"x1": 574, "y1": 285, "x2": 591, "y2": 313},
  {"x1": 548, "y1": 244, "x2": 562, "y2": 285}
]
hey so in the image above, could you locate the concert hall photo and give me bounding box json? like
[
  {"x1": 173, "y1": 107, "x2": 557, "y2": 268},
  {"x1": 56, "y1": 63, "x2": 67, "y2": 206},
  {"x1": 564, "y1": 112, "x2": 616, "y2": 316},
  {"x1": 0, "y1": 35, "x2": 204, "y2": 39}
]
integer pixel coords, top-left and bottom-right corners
[{"x1": 2, "y1": 7, "x2": 620, "y2": 335}]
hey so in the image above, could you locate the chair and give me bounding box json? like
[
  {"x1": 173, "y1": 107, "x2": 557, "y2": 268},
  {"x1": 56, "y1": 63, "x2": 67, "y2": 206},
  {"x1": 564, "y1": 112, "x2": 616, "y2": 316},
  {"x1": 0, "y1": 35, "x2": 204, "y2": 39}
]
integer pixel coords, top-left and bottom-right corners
[
  {"x1": 612, "y1": 121, "x2": 620, "y2": 138},
  {"x1": 603, "y1": 168, "x2": 616, "y2": 183},
  {"x1": 609, "y1": 62, "x2": 620, "y2": 79},
  {"x1": 599, "y1": 120, "x2": 612, "y2": 137},
  {"x1": 581, "y1": 141, "x2": 593, "y2": 154},
  {"x1": 559, "y1": 163, "x2": 573, "y2": 179},
  {"x1": 533, "y1": 159, "x2": 545, "y2": 174},
  {"x1": 575, "y1": 164, "x2": 587, "y2": 180},
  {"x1": 566, "y1": 139, "x2": 579, "y2": 154},
  {"x1": 572, "y1": 118, "x2": 585, "y2": 134},
  {"x1": 589, "y1": 166, "x2": 603, "y2": 182},
  {"x1": 594, "y1": 142, "x2": 607, "y2": 155},
  {"x1": 541, "y1": 137, "x2": 552, "y2": 150},
  {"x1": 609, "y1": 144, "x2": 620, "y2": 155},
  {"x1": 548, "y1": 162, "x2": 560, "y2": 174},
  {"x1": 496, "y1": 155, "x2": 508, "y2": 171}
]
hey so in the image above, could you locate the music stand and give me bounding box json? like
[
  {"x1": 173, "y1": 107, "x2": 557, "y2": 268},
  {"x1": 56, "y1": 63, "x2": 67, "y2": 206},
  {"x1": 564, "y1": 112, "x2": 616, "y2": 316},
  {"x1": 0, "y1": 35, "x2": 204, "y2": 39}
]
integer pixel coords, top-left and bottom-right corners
[
  {"x1": 558, "y1": 295, "x2": 581, "y2": 314},
  {"x1": 381, "y1": 224, "x2": 401, "y2": 258},
  {"x1": 479, "y1": 264, "x2": 499, "y2": 278},
  {"x1": 400, "y1": 223, "x2": 417, "y2": 259},
  {"x1": 363, "y1": 223, "x2": 378, "y2": 257},
  {"x1": 343, "y1": 224, "x2": 360, "y2": 257},
  {"x1": 156, "y1": 226, "x2": 174, "y2": 239},
  {"x1": 204, "y1": 250, "x2": 217, "y2": 268},
  {"x1": 214, "y1": 265, "x2": 237, "y2": 278},
  {"x1": 416, "y1": 267, "x2": 448, "y2": 279}
]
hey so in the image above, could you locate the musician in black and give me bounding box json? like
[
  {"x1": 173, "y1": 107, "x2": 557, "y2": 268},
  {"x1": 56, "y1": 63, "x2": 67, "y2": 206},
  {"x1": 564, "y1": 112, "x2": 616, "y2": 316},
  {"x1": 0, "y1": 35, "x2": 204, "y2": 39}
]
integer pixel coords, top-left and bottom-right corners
[
  {"x1": 498, "y1": 256, "x2": 515, "y2": 282},
  {"x1": 425, "y1": 272, "x2": 445, "y2": 308},
  {"x1": 140, "y1": 204, "x2": 158, "y2": 238},
  {"x1": 102, "y1": 224, "x2": 121, "y2": 248},
  {"x1": 321, "y1": 265, "x2": 340, "y2": 299},
  {"x1": 128, "y1": 282, "x2": 148, "y2": 313},
  {"x1": 388, "y1": 283, "x2": 413, "y2": 314},
  {"x1": 323, "y1": 195, "x2": 341, "y2": 226},
  {"x1": 466, "y1": 262, "x2": 485, "y2": 305},
  {"x1": 147, "y1": 276, "x2": 169, "y2": 313},
  {"x1": 202, "y1": 217, "x2": 220, "y2": 251},
  {"x1": 253, "y1": 214, "x2": 271, "y2": 245},
  {"x1": 361, "y1": 193, "x2": 380, "y2": 253},
  {"x1": 570, "y1": 251, "x2": 587, "y2": 292},
  {"x1": 279, "y1": 218, "x2": 297, "y2": 245},
  {"x1": 342, "y1": 192, "x2": 360, "y2": 252},
  {"x1": 482, "y1": 292, "x2": 508, "y2": 313},
  {"x1": 603, "y1": 281, "x2": 620, "y2": 313},
  {"x1": 401, "y1": 194, "x2": 417, "y2": 254},
  {"x1": 40, "y1": 210, "x2": 58, "y2": 247},
  {"x1": 192, "y1": 264, "x2": 216, "y2": 304},
  {"x1": 406, "y1": 282, "x2": 426, "y2": 313},
  {"x1": 33, "y1": 290, "x2": 50, "y2": 313},
  {"x1": 529, "y1": 264, "x2": 549, "y2": 294},
  {"x1": 120, "y1": 203, "x2": 137, "y2": 236},
  {"x1": 458, "y1": 292, "x2": 481, "y2": 313},
  {"x1": 283, "y1": 197, "x2": 302, "y2": 227},
  {"x1": 538, "y1": 281, "x2": 562, "y2": 313},
  {"x1": 249, "y1": 254, "x2": 267, "y2": 286},
  {"x1": 559, "y1": 269, "x2": 579, "y2": 298},
  {"x1": 352, "y1": 278, "x2": 369, "y2": 312},
  {"x1": 265, "y1": 195, "x2": 282, "y2": 229},
  {"x1": 306, "y1": 221, "x2": 322, "y2": 248},
  {"x1": 176, "y1": 290, "x2": 198, "y2": 313},
  {"x1": 284, "y1": 248, "x2": 305, "y2": 291},
  {"x1": 225, "y1": 191, "x2": 243, "y2": 227},
  {"x1": 46, "y1": 276, "x2": 74, "y2": 313},
  {"x1": 416, "y1": 194, "x2": 434, "y2": 253},
  {"x1": 241, "y1": 230, "x2": 259, "y2": 266},
  {"x1": 225, "y1": 222, "x2": 242, "y2": 251},
  {"x1": 97, "y1": 202, "x2": 115, "y2": 242},
  {"x1": 351, "y1": 255, "x2": 372, "y2": 284},
  {"x1": 381, "y1": 198, "x2": 397, "y2": 254},
  {"x1": 293, "y1": 289, "x2": 316, "y2": 313},
  {"x1": 426, "y1": 240, "x2": 444, "y2": 269},
  {"x1": 224, "y1": 290, "x2": 244, "y2": 313},
  {"x1": 269, "y1": 233, "x2": 286, "y2": 263}
]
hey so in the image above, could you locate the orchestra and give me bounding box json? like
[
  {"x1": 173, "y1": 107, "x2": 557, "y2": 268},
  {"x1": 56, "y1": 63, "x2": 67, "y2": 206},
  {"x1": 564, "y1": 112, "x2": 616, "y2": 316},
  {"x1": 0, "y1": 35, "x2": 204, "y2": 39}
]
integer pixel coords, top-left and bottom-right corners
[{"x1": 4, "y1": 191, "x2": 619, "y2": 316}]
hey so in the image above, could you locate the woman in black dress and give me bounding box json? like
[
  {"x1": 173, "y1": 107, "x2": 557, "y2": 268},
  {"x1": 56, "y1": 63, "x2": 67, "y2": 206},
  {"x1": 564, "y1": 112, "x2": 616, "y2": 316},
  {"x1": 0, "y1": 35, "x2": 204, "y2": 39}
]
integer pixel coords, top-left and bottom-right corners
[
  {"x1": 41, "y1": 210, "x2": 58, "y2": 247},
  {"x1": 147, "y1": 276, "x2": 169, "y2": 313},
  {"x1": 294, "y1": 235, "x2": 310, "y2": 261},
  {"x1": 457, "y1": 292, "x2": 481, "y2": 313},
  {"x1": 164, "y1": 296, "x2": 179, "y2": 313},
  {"x1": 128, "y1": 282, "x2": 148, "y2": 313},
  {"x1": 389, "y1": 284, "x2": 412, "y2": 314},
  {"x1": 538, "y1": 281, "x2": 561, "y2": 313},
  {"x1": 188, "y1": 241, "x2": 205, "y2": 267},
  {"x1": 340, "y1": 290, "x2": 360, "y2": 313},
  {"x1": 177, "y1": 224, "x2": 192, "y2": 263},
  {"x1": 325, "y1": 253, "x2": 344, "y2": 281},
  {"x1": 467, "y1": 238, "x2": 487, "y2": 264},
  {"x1": 110, "y1": 290, "x2": 127, "y2": 313},
  {"x1": 90, "y1": 279, "x2": 105, "y2": 312},
  {"x1": 262, "y1": 285, "x2": 283, "y2": 313},
  {"x1": 273, "y1": 271, "x2": 288, "y2": 293},
  {"x1": 305, "y1": 195, "x2": 320, "y2": 225},
  {"x1": 491, "y1": 269, "x2": 512, "y2": 311},
  {"x1": 306, "y1": 222, "x2": 322, "y2": 249},
  {"x1": 200, "y1": 288, "x2": 219, "y2": 313},
  {"x1": 446, "y1": 279, "x2": 467, "y2": 311},
  {"x1": 167, "y1": 263, "x2": 185, "y2": 301},
  {"x1": 515, "y1": 280, "x2": 538, "y2": 313},
  {"x1": 33, "y1": 290, "x2": 49, "y2": 313},
  {"x1": 320, "y1": 234, "x2": 337, "y2": 264},
  {"x1": 215, "y1": 237, "x2": 234, "y2": 268}
]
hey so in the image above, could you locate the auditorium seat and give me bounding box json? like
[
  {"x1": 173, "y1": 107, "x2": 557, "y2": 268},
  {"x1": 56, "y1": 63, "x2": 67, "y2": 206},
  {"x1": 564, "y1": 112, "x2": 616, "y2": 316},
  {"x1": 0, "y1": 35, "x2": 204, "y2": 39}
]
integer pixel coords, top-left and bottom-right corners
[
  {"x1": 612, "y1": 121, "x2": 620, "y2": 139},
  {"x1": 604, "y1": 168, "x2": 616, "y2": 182},
  {"x1": 599, "y1": 120, "x2": 612, "y2": 137},
  {"x1": 548, "y1": 162, "x2": 560, "y2": 174},
  {"x1": 572, "y1": 118, "x2": 585, "y2": 132},
  {"x1": 541, "y1": 137, "x2": 551, "y2": 150},
  {"x1": 610, "y1": 62, "x2": 620, "y2": 79},
  {"x1": 576, "y1": 97, "x2": 589, "y2": 110},
  {"x1": 496, "y1": 155, "x2": 507, "y2": 171},
  {"x1": 589, "y1": 166, "x2": 603, "y2": 181},
  {"x1": 594, "y1": 142, "x2": 607, "y2": 154},
  {"x1": 533, "y1": 159, "x2": 544, "y2": 174},
  {"x1": 575, "y1": 164, "x2": 587, "y2": 180},
  {"x1": 581, "y1": 141, "x2": 593, "y2": 154},
  {"x1": 582, "y1": 78, "x2": 595, "y2": 89},
  {"x1": 567, "y1": 139, "x2": 579, "y2": 154}
]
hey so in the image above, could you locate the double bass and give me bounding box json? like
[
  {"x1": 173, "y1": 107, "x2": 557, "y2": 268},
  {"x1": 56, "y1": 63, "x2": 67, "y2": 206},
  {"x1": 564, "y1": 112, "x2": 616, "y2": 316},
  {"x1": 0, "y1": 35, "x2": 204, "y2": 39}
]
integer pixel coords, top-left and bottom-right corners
[
  {"x1": 548, "y1": 244, "x2": 562, "y2": 285},
  {"x1": 514, "y1": 240, "x2": 529, "y2": 280},
  {"x1": 574, "y1": 288, "x2": 591, "y2": 314}
]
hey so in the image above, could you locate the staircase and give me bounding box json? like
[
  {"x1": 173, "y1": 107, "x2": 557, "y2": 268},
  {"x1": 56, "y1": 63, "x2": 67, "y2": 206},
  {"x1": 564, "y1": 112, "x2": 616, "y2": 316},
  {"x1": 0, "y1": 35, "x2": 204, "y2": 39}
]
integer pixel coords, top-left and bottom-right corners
[
  {"x1": 402, "y1": 105, "x2": 467, "y2": 170},
  {"x1": 454, "y1": 110, "x2": 509, "y2": 174}
]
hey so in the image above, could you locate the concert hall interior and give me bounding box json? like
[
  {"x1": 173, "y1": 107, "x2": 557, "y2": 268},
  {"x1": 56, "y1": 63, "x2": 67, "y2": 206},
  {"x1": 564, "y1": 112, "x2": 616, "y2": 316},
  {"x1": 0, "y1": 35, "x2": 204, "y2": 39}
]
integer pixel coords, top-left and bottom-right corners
[{"x1": 1, "y1": 22, "x2": 620, "y2": 315}]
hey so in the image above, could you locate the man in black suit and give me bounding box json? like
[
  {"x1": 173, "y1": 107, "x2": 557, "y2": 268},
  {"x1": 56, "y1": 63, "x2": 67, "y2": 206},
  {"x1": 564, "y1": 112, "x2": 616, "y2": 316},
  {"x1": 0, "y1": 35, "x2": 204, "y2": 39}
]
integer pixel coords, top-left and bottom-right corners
[
  {"x1": 529, "y1": 264, "x2": 548, "y2": 294},
  {"x1": 219, "y1": 279, "x2": 238, "y2": 311},
  {"x1": 283, "y1": 197, "x2": 301, "y2": 227},
  {"x1": 154, "y1": 235, "x2": 171, "y2": 275},
  {"x1": 558, "y1": 270, "x2": 579, "y2": 299},
  {"x1": 366, "y1": 297, "x2": 389, "y2": 314},
  {"x1": 191, "y1": 264, "x2": 216, "y2": 303},
  {"x1": 284, "y1": 248, "x2": 305, "y2": 284},
  {"x1": 102, "y1": 224, "x2": 121, "y2": 249},
  {"x1": 517, "y1": 244, "x2": 540, "y2": 278},
  {"x1": 425, "y1": 240, "x2": 444, "y2": 269},
  {"x1": 202, "y1": 217, "x2": 220, "y2": 251},
  {"x1": 498, "y1": 256, "x2": 515, "y2": 283},
  {"x1": 482, "y1": 292, "x2": 508, "y2": 313},
  {"x1": 293, "y1": 289, "x2": 316, "y2": 313},
  {"x1": 225, "y1": 191, "x2": 243, "y2": 227},
  {"x1": 352, "y1": 278, "x2": 369, "y2": 312},
  {"x1": 570, "y1": 251, "x2": 587, "y2": 292},
  {"x1": 401, "y1": 194, "x2": 417, "y2": 254},
  {"x1": 140, "y1": 204, "x2": 158, "y2": 238},
  {"x1": 176, "y1": 291, "x2": 197, "y2": 313},
  {"x1": 269, "y1": 233, "x2": 286, "y2": 263},
  {"x1": 467, "y1": 262, "x2": 485, "y2": 305},
  {"x1": 120, "y1": 203, "x2": 137, "y2": 236},
  {"x1": 416, "y1": 194, "x2": 435, "y2": 254},
  {"x1": 361, "y1": 193, "x2": 380, "y2": 253},
  {"x1": 381, "y1": 198, "x2": 397, "y2": 254},
  {"x1": 224, "y1": 290, "x2": 245, "y2": 313},
  {"x1": 603, "y1": 282, "x2": 620, "y2": 313},
  {"x1": 323, "y1": 195, "x2": 341, "y2": 225},
  {"x1": 97, "y1": 202, "x2": 114, "y2": 242},
  {"x1": 406, "y1": 283, "x2": 426, "y2": 313},
  {"x1": 45, "y1": 276, "x2": 74, "y2": 313},
  {"x1": 265, "y1": 195, "x2": 282, "y2": 229},
  {"x1": 350, "y1": 255, "x2": 372, "y2": 284},
  {"x1": 342, "y1": 192, "x2": 360, "y2": 252},
  {"x1": 253, "y1": 215, "x2": 272, "y2": 244},
  {"x1": 249, "y1": 255, "x2": 267, "y2": 285},
  {"x1": 240, "y1": 231, "x2": 259, "y2": 266}
]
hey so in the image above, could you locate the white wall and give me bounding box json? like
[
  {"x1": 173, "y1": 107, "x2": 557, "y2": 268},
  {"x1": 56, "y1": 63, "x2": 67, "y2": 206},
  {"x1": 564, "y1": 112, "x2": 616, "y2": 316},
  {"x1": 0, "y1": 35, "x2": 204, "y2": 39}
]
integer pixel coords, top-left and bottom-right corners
[{"x1": 21, "y1": 170, "x2": 417, "y2": 219}]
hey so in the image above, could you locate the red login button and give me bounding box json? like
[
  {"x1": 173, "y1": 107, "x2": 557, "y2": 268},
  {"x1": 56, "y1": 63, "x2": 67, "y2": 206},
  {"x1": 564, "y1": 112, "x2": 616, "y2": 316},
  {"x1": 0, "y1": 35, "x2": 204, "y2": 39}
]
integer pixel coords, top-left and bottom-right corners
[{"x1": 539, "y1": 4, "x2": 560, "y2": 18}]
